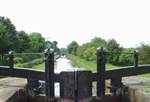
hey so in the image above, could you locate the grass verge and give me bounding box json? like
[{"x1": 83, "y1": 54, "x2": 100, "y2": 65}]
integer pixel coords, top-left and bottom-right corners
[
  {"x1": 141, "y1": 73, "x2": 150, "y2": 77},
  {"x1": 67, "y1": 54, "x2": 117, "y2": 72},
  {"x1": 32, "y1": 63, "x2": 45, "y2": 70},
  {"x1": 15, "y1": 58, "x2": 45, "y2": 70}
]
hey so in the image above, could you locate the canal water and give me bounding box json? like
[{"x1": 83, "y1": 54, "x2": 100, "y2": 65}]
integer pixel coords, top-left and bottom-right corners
[
  {"x1": 54, "y1": 56, "x2": 97, "y2": 97},
  {"x1": 54, "y1": 56, "x2": 80, "y2": 97}
]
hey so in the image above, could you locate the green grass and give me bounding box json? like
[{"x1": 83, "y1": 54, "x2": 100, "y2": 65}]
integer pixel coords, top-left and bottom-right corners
[
  {"x1": 67, "y1": 54, "x2": 118, "y2": 72},
  {"x1": 15, "y1": 58, "x2": 45, "y2": 70},
  {"x1": 15, "y1": 62, "x2": 45, "y2": 70},
  {"x1": 141, "y1": 73, "x2": 150, "y2": 77},
  {"x1": 32, "y1": 63, "x2": 45, "y2": 70}
]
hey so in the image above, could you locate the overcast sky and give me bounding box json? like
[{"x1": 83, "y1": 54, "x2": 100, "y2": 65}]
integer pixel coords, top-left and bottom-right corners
[{"x1": 0, "y1": 0, "x2": 150, "y2": 48}]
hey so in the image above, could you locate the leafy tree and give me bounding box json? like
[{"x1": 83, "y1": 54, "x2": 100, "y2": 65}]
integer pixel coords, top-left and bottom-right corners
[
  {"x1": 76, "y1": 44, "x2": 87, "y2": 58},
  {"x1": 106, "y1": 39, "x2": 122, "y2": 65},
  {"x1": 76, "y1": 37, "x2": 106, "y2": 61},
  {"x1": 138, "y1": 44, "x2": 150, "y2": 64},
  {"x1": 0, "y1": 17, "x2": 17, "y2": 54},
  {"x1": 77, "y1": 43, "x2": 97, "y2": 60},
  {"x1": 0, "y1": 16, "x2": 61, "y2": 65},
  {"x1": 16, "y1": 31, "x2": 30, "y2": 52},
  {"x1": 0, "y1": 24, "x2": 10, "y2": 55},
  {"x1": 29, "y1": 32, "x2": 46, "y2": 52},
  {"x1": 118, "y1": 48, "x2": 134, "y2": 66},
  {"x1": 67, "y1": 41, "x2": 79, "y2": 55},
  {"x1": 91, "y1": 37, "x2": 106, "y2": 47},
  {"x1": 82, "y1": 47, "x2": 96, "y2": 61},
  {"x1": 0, "y1": 17, "x2": 17, "y2": 65}
]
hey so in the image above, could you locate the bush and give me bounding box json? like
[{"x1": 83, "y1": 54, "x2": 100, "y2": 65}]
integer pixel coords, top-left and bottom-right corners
[
  {"x1": 14, "y1": 54, "x2": 43, "y2": 63},
  {"x1": 117, "y1": 48, "x2": 134, "y2": 66},
  {"x1": 67, "y1": 41, "x2": 79, "y2": 55},
  {"x1": 0, "y1": 55, "x2": 8, "y2": 66},
  {"x1": 77, "y1": 43, "x2": 97, "y2": 60},
  {"x1": 15, "y1": 58, "x2": 44, "y2": 68},
  {"x1": 14, "y1": 57, "x2": 23, "y2": 64},
  {"x1": 82, "y1": 47, "x2": 96, "y2": 61},
  {"x1": 106, "y1": 39, "x2": 123, "y2": 65},
  {"x1": 138, "y1": 44, "x2": 150, "y2": 64}
]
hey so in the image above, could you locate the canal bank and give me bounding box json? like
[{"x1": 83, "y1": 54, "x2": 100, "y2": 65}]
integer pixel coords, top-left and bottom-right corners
[{"x1": 0, "y1": 78, "x2": 26, "y2": 102}]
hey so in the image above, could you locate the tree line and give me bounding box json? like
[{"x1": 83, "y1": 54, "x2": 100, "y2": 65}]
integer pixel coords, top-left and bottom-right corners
[
  {"x1": 0, "y1": 16, "x2": 59, "y2": 66},
  {"x1": 67, "y1": 37, "x2": 150, "y2": 66}
]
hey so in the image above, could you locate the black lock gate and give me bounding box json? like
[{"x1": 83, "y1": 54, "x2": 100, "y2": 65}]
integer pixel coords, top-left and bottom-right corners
[
  {"x1": 60, "y1": 71, "x2": 92, "y2": 101},
  {"x1": 1, "y1": 47, "x2": 150, "y2": 102}
]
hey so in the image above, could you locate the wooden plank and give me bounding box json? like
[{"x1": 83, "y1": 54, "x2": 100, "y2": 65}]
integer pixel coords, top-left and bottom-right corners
[
  {"x1": 0, "y1": 66, "x2": 60, "y2": 82},
  {"x1": 0, "y1": 66, "x2": 45, "y2": 80},
  {"x1": 60, "y1": 71, "x2": 92, "y2": 100},
  {"x1": 1, "y1": 64, "x2": 150, "y2": 83},
  {"x1": 60, "y1": 72, "x2": 75, "y2": 99},
  {"x1": 91, "y1": 64, "x2": 150, "y2": 81},
  {"x1": 45, "y1": 51, "x2": 55, "y2": 98},
  {"x1": 77, "y1": 71, "x2": 92, "y2": 100},
  {"x1": 27, "y1": 78, "x2": 39, "y2": 100},
  {"x1": 8, "y1": 51, "x2": 14, "y2": 69},
  {"x1": 110, "y1": 77, "x2": 122, "y2": 95},
  {"x1": 97, "y1": 48, "x2": 105, "y2": 97},
  {"x1": 105, "y1": 64, "x2": 150, "y2": 78},
  {"x1": 134, "y1": 50, "x2": 139, "y2": 68},
  {"x1": 1, "y1": 64, "x2": 150, "y2": 84}
]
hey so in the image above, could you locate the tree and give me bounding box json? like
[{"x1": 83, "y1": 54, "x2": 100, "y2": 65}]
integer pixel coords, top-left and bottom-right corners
[
  {"x1": 67, "y1": 41, "x2": 79, "y2": 55},
  {"x1": 118, "y1": 48, "x2": 134, "y2": 66},
  {"x1": 82, "y1": 47, "x2": 96, "y2": 61},
  {"x1": 0, "y1": 17, "x2": 17, "y2": 65},
  {"x1": 76, "y1": 37, "x2": 106, "y2": 61},
  {"x1": 29, "y1": 32, "x2": 46, "y2": 52},
  {"x1": 106, "y1": 39, "x2": 122, "y2": 64},
  {"x1": 91, "y1": 37, "x2": 106, "y2": 47},
  {"x1": 77, "y1": 43, "x2": 97, "y2": 60},
  {"x1": 16, "y1": 31, "x2": 30, "y2": 52},
  {"x1": 0, "y1": 24, "x2": 10, "y2": 55},
  {"x1": 138, "y1": 44, "x2": 150, "y2": 64},
  {"x1": 0, "y1": 17, "x2": 17, "y2": 54},
  {"x1": 0, "y1": 16, "x2": 17, "y2": 65}
]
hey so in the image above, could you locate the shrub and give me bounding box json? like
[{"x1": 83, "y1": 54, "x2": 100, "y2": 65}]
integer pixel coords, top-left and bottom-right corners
[
  {"x1": 15, "y1": 58, "x2": 44, "y2": 68},
  {"x1": 138, "y1": 44, "x2": 150, "y2": 64},
  {"x1": 14, "y1": 57, "x2": 23, "y2": 64},
  {"x1": 14, "y1": 54, "x2": 43, "y2": 63},
  {"x1": 118, "y1": 48, "x2": 134, "y2": 66}
]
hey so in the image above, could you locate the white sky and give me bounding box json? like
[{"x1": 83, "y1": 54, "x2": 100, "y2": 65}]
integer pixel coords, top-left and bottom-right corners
[{"x1": 0, "y1": 0, "x2": 150, "y2": 48}]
